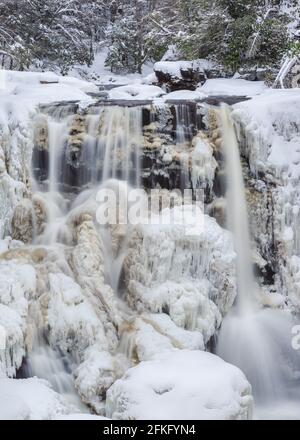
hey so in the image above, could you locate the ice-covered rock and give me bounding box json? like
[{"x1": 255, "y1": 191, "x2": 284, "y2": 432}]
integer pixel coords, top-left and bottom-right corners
[
  {"x1": 232, "y1": 90, "x2": 300, "y2": 309},
  {"x1": 106, "y1": 350, "x2": 253, "y2": 420},
  {"x1": 0, "y1": 261, "x2": 36, "y2": 376},
  {"x1": 11, "y1": 198, "x2": 34, "y2": 244},
  {"x1": 124, "y1": 205, "x2": 236, "y2": 343}
]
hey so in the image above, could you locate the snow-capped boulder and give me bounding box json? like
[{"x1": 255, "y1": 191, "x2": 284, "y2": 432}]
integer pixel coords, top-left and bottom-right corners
[
  {"x1": 74, "y1": 347, "x2": 127, "y2": 415},
  {"x1": 109, "y1": 84, "x2": 165, "y2": 101},
  {"x1": 106, "y1": 350, "x2": 253, "y2": 420},
  {"x1": 0, "y1": 261, "x2": 36, "y2": 376},
  {"x1": 154, "y1": 61, "x2": 207, "y2": 92}
]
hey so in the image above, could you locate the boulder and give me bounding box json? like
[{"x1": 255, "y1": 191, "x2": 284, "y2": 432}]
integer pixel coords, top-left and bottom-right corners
[
  {"x1": 106, "y1": 350, "x2": 253, "y2": 420},
  {"x1": 154, "y1": 61, "x2": 207, "y2": 92}
]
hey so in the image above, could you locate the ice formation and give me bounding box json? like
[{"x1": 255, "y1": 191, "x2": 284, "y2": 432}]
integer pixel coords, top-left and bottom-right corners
[
  {"x1": 0, "y1": 70, "x2": 269, "y2": 420},
  {"x1": 233, "y1": 90, "x2": 300, "y2": 310},
  {"x1": 124, "y1": 205, "x2": 237, "y2": 343}
]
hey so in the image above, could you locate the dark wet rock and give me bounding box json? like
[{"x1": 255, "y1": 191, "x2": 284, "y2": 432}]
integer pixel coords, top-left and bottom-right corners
[
  {"x1": 154, "y1": 61, "x2": 207, "y2": 92},
  {"x1": 91, "y1": 99, "x2": 153, "y2": 108},
  {"x1": 86, "y1": 91, "x2": 109, "y2": 99}
]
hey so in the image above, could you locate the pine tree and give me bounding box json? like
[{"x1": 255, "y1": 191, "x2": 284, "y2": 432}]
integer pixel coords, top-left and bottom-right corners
[
  {"x1": 105, "y1": 0, "x2": 150, "y2": 74},
  {"x1": 0, "y1": 0, "x2": 109, "y2": 73}
]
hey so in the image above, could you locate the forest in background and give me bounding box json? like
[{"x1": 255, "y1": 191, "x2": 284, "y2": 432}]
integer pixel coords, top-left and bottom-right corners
[{"x1": 0, "y1": 0, "x2": 300, "y2": 75}]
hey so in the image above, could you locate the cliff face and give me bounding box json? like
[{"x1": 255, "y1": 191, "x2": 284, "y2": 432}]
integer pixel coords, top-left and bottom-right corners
[{"x1": 232, "y1": 90, "x2": 300, "y2": 311}]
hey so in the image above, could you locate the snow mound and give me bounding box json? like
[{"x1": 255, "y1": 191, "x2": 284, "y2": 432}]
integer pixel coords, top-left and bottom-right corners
[
  {"x1": 48, "y1": 273, "x2": 108, "y2": 356},
  {"x1": 233, "y1": 89, "x2": 300, "y2": 181},
  {"x1": 164, "y1": 90, "x2": 206, "y2": 101},
  {"x1": 109, "y1": 84, "x2": 165, "y2": 101},
  {"x1": 198, "y1": 79, "x2": 267, "y2": 97},
  {"x1": 0, "y1": 377, "x2": 71, "y2": 420},
  {"x1": 154, "y1": 60, "x2": 205, "y2": 77},
  {"x1": 106, "y1": 350, "x2": 253, "y2": 420},
  {"x1": 0, "y1": 261, "x2": 36, "y2": 376}
]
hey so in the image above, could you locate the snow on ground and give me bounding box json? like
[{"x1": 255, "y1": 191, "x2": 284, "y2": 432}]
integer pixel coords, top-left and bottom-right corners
[
  {"x1": 54, "y1": 414, "x2": 110, "y2": 420},
  {"x1": 108, "y1": 84, "x2": 165, "y2": 101},
  {"x1": 164, "y1": 90, "x2": 206, "y2": 101},
  {"x1": 70, "y1": 48, "x2": 154, "y2": 86},
  {"x1": 0, "y1": 377, "x2": 71, "y2": 420},
  {"x1": 106, "y1": 350, "x2": 253, "y2": 420},
  {"x1": 0, "y1": 70, "x2": 99, "y2": 239},
  {"x1": 198, "y1": 78, "x2": 267, "y2": 97},
  {"x1": 0, "y1": 260, "x2": 36, "y2": 376},
  {"x1": 1, "y1": 70, "x2": 97, "y2": 108},
  {"x1": 107, "y1": 77, "x2": 268, "y2": 102},
  {"x1": 233, "y1": 89, "x2": 300, "y2": 180},
  {"x1": 154, "y1": 59, "x2": 214, "y2": 77}
]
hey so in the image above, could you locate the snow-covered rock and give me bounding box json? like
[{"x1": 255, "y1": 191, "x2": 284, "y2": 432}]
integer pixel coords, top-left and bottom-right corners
[
  {"x1": 154, "y1": 61, "x2": 207, "y2": 92},
  {"x1": 109, "y1": 84, "x2": 165, "y2": 101},
  {"x1": 0, "y1": 377, "x2": 71, "y2": 420},
  {"x1": 48, "y1": 273, "x2": 108, "y2": 357},
  {"x1": 124, "y1": 205, "x2": 236, "y2": 343},
  {"x1": 198, "y1": 78, "x2": 267, "y2": 97},
  {"x1": 0, "y1": 261, "x2": 36, "y2": 376},
  {"x1": 232, "y1": 89, "x2": 300, "y2": 309},
  {"x1": 106, "y1": 350, "x2": 253, "y2": 420}
]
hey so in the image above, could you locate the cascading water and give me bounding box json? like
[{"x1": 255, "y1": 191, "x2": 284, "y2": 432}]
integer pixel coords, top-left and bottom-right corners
[
  {"x1": 27, "y1": 103, "x2": 145, "y2": 407},
  {"x1": 219, "y1": 105, "x2": 256, "y2": 314},
  {"x1": 175, "y1": 104, "x2": 193, "y2": 190},
  {"x1": 217, "y1": 105, "x2": 300, "y2": 419}
]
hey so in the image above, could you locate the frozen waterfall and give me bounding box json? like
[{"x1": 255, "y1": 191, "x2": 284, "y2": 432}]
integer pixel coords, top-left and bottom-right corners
[{"x1": 217, "y1": 106, "x2": 300, "y2": 418}]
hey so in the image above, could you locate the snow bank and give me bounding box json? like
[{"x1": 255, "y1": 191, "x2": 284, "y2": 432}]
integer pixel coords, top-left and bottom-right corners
[
  {"x1": 233, "y1": 89, "x2": 300, "y2": 180},
  {"x1": 0, "y1": 377, "x2": 70, "y2": 420},
  {"x1": 0, "y1": 261, "x2": 36, "y2": 376},
  {"x1": 154, "y1": 60, "x2": 207, "y2": 78},
  {"x1": 164, "y1": 90, "x2": 206, "y2": 101},
  {"x1": 109, "y1": 84, "x2": 165, "y2": 100},
  {"x1": 199, "y1": 78, "x2": 267, "y2": 97},
  {"x1": 232, "y1": 89, "x2": 300, "y2": 310},
  {"x1": 106, "y1": 350, "x2": 253, "y2": 420}
]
